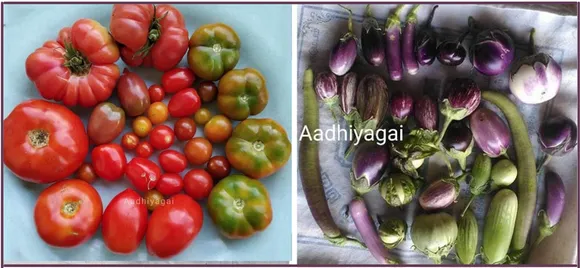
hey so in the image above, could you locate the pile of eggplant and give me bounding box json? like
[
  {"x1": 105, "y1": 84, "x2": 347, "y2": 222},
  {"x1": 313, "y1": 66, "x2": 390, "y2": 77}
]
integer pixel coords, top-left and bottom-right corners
[{"x1": 301, "y1": 4, "x2": 576, "y2": 265}]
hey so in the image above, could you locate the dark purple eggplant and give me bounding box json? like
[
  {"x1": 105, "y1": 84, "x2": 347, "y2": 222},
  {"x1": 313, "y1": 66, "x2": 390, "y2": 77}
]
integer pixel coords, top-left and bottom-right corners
[
  {"x1": 340, "y1": 72, "x2": 358, "y2": 124},
  {"x1": 533, "y1": 170, "x2": 565, "y2": 249},
  {"x1": 389, "y1": 91, "x2": 414, "y2": 125},
  {"x1": 468, "y1": 17, "x2": 515, "y2": 76},
  {"x1": 414, "y1": 95, "x2": 438, "y2": 130},
  {"x1": 315, "y1": 71, "x2": 340, "y2": 119},
  {"x1": 361, "y1": 5, "x2": 385, "y2": 67},
  {"x1": 415, "y1": 5, "x2": 439, "y2": 66},
  {"x1": 351, "y1": 141, "x2": 390, "y2": 194},
  {"x1": 402, "y1": 5, "x2": 420, "y2": 75},
  {"x1": 419, "y1": 178, "x2": 459, "y2": 211},
  {"x1": 441, "y1": 121, "x2": 474, "y2": 171},
  {"x1": 537, "y1": 115, "x2": 578, "y2": 172},
  {"x1": 438, "y1": 78, "x2": 481, "y2": 143},
  {"x1": 469, "y1": 107, "x2": 511, "y2": 158},
  {"x1": 384, "y1": 5, "x2": 404, "y2": 81},
  {"x1": 329, "y1": 5, "x2": 358, "y2": 76},
  {"x1": 437, "y1": 29, "x2": 470, "y2": 66}
]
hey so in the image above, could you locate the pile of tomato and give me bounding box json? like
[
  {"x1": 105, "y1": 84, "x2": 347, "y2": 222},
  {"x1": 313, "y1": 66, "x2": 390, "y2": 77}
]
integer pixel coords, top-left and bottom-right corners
[{"x1": 3, "y1": 4, "x2": 291, "y2": 259}]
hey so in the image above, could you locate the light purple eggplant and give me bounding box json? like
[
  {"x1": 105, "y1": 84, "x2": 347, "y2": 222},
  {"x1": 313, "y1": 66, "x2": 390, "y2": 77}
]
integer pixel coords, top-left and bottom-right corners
[
  {"x1": 340, "y1": 72, "x2": 358, "y2": 123},
  {"x1": 384, "y1": 5, "x2": 405, "y2": 81},
  {"x1": 402, "y1": 5, "x2": 420, "y2": 75},
  {"x1": 329, "y1": 5, "x2": 358, "y2": 76},
  {"x1": 532, "y1": 170, "x2": 565, "y2": 249},
  {"x1": 418, "y1": 178, "x2": 459, "y2": 211},
  {"x1": 414, "y1": 95, "x2": 438, "y2": 130},
  {"x1": 469, "y1": 107, "x2": 511, "y2": 158},
  {"x1": 389, "y1": 91, "x2": 414, "y2": 125},
  {"x1": 315, "y1": 71, "x2": 340, "y2": 119}
]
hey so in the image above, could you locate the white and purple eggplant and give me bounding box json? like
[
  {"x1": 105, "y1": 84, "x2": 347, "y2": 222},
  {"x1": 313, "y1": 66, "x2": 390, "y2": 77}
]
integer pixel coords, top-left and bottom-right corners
[
  {"x1": 532, "y1": 170, "x2": 565, "y2": 249},
  {"x1": 438, "y1": 78, "x2": 481, "y2": 143},
  {"x1": 468, "y1": 17, "x2": 515, "y2": 76},
  {"x1": 510, "y1": 29, "x2": 562, "y2": 104},
  {"x1": 350, "y1": 141, "x2": 390, "y2": 194},
  {"x1": 384, "y1": 5, "x2": 405, "y2": 81},
  {"x1": 389, "y1": 91, "x2": 414, "y2": 125},
  {"x1": 441, "y1": 121, "x2": 474, "y2": 171},
  {"x1": 469, "y1": 107, "x2": 511, "y2": 158},
  {"x1": 402, "y1": 5, "x2": 421, "y2": 75},
  {"x1": 361, "y1": 5, "x2": 385, "y2": 67},
  {"x1": 415, "y1": 5, "x2": 439, "y2": 66},
  {"x1": 329, "y1": 5, "x2": 358, "y2": 76},
  {"x1": 418, "y1": 178, "x2": 460, "y2": 211},
  {"x1": 437, "y1": 29, "x2": 470, "y2": 66},
  {"x1": 340, "y1": 72, "x2": 358, "y2": 124},
  {"x1": 315, "y1": 71, "x2": 340, "y2": 119},
  {"x1": 537, "y1": 115, "x2": 578, "y2": 172}
]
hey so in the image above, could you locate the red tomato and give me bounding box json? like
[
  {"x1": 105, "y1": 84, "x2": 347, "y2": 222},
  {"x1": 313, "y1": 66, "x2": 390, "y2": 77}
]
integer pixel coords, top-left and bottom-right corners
[
  {"x1": 206, "y1": 156, "x2": 231, "y2": 181},
  {"x1": 126, "y1": 157, "x2": 161, "y2": 192},
  {"x1": 102, "y1": 189, "x2": 147, "y2": 254},
  {"x1": 3, "y1": 100, "x2": 89, "y2": 183},
  {"x1": 34, "y1": 179, "x2": 103, "y2": 247},
  {"x1": 168, "y1": 88, "x2": 201, "y2": 118},
  {"x1": 174, "y1": 118, "x2": 197, "y2": 141},
  {"x1": 77, "y1": 163, "x2": 98, "y2": 184},
  {"x1": 148, "y1": 84, "x2": 165, "y2": 103},
  {"x1": 156, "y1": 173, "x2": 184, "y2": 196},
  {"x1": 149, "y1": 125, "x2": 175, "y2": 150},
  {"x1": 183, "y1": 169, "x2": 213, "y2": 200},
  {"x1": 135, "y1": 141, "x2": 154, "y2": 158},
  {"x1": 158, "y1": 150, "x2": 188, "y2": 173},
  {"x1": 146, "y1": 194, "x2": 203, "y2": 258},
  {"x1": 122, "y1": 132, "x2": 140, "y2": 150},
  {"x1": 92, "y1": 144, "x2": 127, "y2": 181},
  {"x1": 110, "y1": 4, "x2": 188, "y2": 71},
  {"x1": 25, "y1": 19, "x2": 120, "y2": 107},
  {"x1": 161, "y1": 67, "x2": 196, "y2": 93}
]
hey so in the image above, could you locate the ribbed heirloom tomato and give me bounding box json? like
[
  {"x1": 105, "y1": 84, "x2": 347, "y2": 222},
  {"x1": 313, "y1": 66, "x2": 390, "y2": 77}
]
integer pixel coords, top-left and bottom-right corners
[
  {"x1": 102, "y1": 189, "x2": 147, "y2": 254},
  {"x1": 110, "y1": 4, "x2": 189, "y2": 71},
  {"x1": 25, "y1": 19, "x2": 120, "y2": 107},
  {"x1": 3, "y1": 100, "x2": 88, "y2": 183}
]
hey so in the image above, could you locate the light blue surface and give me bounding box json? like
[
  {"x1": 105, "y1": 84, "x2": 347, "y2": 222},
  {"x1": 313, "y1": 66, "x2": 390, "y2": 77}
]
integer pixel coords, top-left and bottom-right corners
[{"x1": 3, "y1": 4, "x2": 292, "y2": 263}]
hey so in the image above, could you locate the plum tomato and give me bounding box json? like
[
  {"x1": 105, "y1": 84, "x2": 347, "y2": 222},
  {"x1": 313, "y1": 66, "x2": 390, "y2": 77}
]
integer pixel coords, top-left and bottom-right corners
[
  {"x1": 168, "y1": 88, "x2": 201, "y2": 118},
  {"x1": 161, "y1": 67, "x2": 195, "y2": 94},
  {"x1": 156, "y1": 173, "x2": 184, "y2": 196},
  {"x1": 184, "y1": 137, "x2": 213, "y2": 165},
  {"x1": 194, "y1": 108, "x2": 212, "y2": 126},
  {"x1": 204, "y1": 115, "x2": 233, "y2": 143},
  {"x1": 91, "y1": 144, "x2": 127, "y2": 181},
  {"x1": 102, "y1": 189, "x2": 147, "y2": 254},
  {"x1": 77, "y1": 163, "x2": 98, "y2": 184},
  {"x1": 147, "y1": 102, "x2": 169, "y2": 125},
  {"x1": 158, "y1": 150, "x2": 188, "y2": 173},
  {"x1": 117, "y1": 68, "x2": 151, "y2": 117},
  {"x1": 133, "y1": 116, "x2": 153, "y2": 138},
  {"x1": 144, "y1": 189, "x2": 165, "y2": 212},
  {"x1": 174, "y1": 118, "x2": 197, "y2": 141},
  {"x1": 183, "y1": 169, "x2": 213, "y2": 200},
  {"x1": 206, "y1": 156, "x2": 231, "y2": 181},
  {"x1": 122, "y1": 132, "x2": 140, "y2": 150},
  {"x1": 198, "y1": 81, "x2": 218, "y2": 103},
  {"x1": 87, "y1": 102, "x2": 125, "y2": 145},
  {"x1": 148, "y1": 84, "x2": 166, "y2": 103},
  {"x1": 135, "y1": 141, "x2": 154, "y2": 158},
  {"x1": 149, "y1": 125, "x2": 175, "y2": 150},
  {"x1": 126, "y1": 157, "x2": 161, "y2": 192}
]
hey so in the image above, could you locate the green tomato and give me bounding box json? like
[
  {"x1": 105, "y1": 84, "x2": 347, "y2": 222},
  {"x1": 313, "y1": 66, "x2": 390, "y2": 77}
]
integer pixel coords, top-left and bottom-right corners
[{"x1": 187, "y1": 23, "x2": 240, "y2": 81}]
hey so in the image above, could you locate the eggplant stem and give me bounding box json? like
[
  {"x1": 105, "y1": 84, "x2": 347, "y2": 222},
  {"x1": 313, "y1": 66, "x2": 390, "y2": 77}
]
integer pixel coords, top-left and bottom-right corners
[
  {"x1": 424, "y1": 5, "x2": 439, "y2": 28},
  {"x1": 436, "y1": 117, "x2": 452, "y2": 144},
  {"x1": 500, "y1": 151, "x2": 510, "y2": 160},
  {"x1": 364, "y1": 4, "x2": 372, "y2": 17},
  {"x1": 461, "y1": 195, "x2": 476, "y2": 217},
  {"x1": 385, "y1": 4, "x2": 405, "y2": 29},
  {"x1": 529, "y1": 28, "x2": 537, "y2": 56},
  {"x1": 406, "y1": 4, "x2": 421, "y2": 21},
  {"x1": 338, "y1": 4, "x2": 354, "y2": 33},
  {"x1": 536, "y1": 154, "x2": 552, "y2": 173},
  {"x1": 440, "y1": 151, "x2": 454, "y2": 176},
  {"x1": 454, "y1": 29, "x2": 471, "y2": 50}
]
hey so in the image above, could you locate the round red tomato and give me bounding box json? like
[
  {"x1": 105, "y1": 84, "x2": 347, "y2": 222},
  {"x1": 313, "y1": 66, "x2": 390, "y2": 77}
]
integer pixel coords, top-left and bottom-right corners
[
  {"x1": 92, "y1": 144, "x2": 127, "y2": 181},
  {"x1": 148, "y1": 84, "x2": 165, "y2": 103},
  {"x1": 34, "y1": 179, "x2": 103, "y2": 247},
  {"x1": 126, "y1": 157, "x2": 161, "y2": 192},
  {"x1": 156, "y1": 173, "x2": 184, "y2": 196},
  {"x1": 110, "y1": 4, "x2": 188, "y2": 71},
  {"x1": 206, "y1": 156, "x2": 231, "y2": 181},
  {"x1": 25, "y1": 19, "x2": 120, "y2": 107},
  {"x1": 149, "y1": 125, "x2": 175, "y2": 150},
  {"x1": 122, "y1": 132, "x2": 140, "y2": 150},
  {"x1": 158, "y1": 150, "x2": 188, "y2": 173},
  {"x1": 162, "y1": 67, "x2": 195, "y2": 93},
  {"x1": 184, "y1": 137, "x2": 213, "y2": 165},
  {"x1": 183, "y1": 169, "x2": 213, "y2": 200},
  {"x1": 3, "y1": 100, "x2": 89, "y2": 184},
  {"x1": 168, "y1": 88, "x2": 201, "y2": 118},
  {"x1": 174, "y1": 118, "x2": 196, "y2": 141},
  {"x1": 135, "y1": 141, "x2": 154, "y2": 158},
  {"x1": 102, "y1": 188, "x2": 147, "y2": 254},
  {"x1": 77, "y1": 163, "x2": 97, "y2": 184},
  {"x1": 146, "y1": 194, "x2": 203, "y2": 258}
]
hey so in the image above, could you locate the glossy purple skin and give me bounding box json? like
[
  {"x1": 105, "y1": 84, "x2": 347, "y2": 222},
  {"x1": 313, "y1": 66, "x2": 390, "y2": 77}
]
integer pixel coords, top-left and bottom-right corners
[
  {"x1": 539, "y1": 116, "x2": 578, "y2": 156},
  {"x1": 469, "y1": 107, "x2": 511, "y2": 157},
  {"x1": 469, "y1": 29, "x2": 515, "y2": 76},
  {"x1": 544, "y1": 171, "x2": 565, "y2": 226},
  {"x1": 414, "y1": 96, "x2": 438, "y2": 130},
  {"x1": 402, "y1": 22, "x2": 419, "y2": 74},
  {"x1": 352, "y1": 142, "x2": 390, "y2": 189},
  {"x1": 389, "y1": 92, "x2": 414, "y2": 124},
  {"x1": 419, "y1": 179, "x2": 457, "y2": 211},
  {"x1": 442, "y1": 121, "x2": 473, "y2": 152},
  {"x1": 446, "y1": 78, "x2": 481, "y2": 115},
  {"x1": 315, "y1": 72, "x2": 338, "y2": 100},
  {"x1": 340, "y1": 72, "x2": 357, "y2": 115},
  {"x1": 361, "y1": 21, "x2": 385, "y2": 66},
  {"x1": 437, "y1": 41, "x2": 467, "y2": 66},
  {"x1": 415, "y1": 5, "x2": 439, "y2": 66},
  {"x1": 385, "y1": 26, "x2": 403, "y2": 81},
  {"x1": 350, "y1": 198, "x2": 392, "y2": 264},
  {"x1": 329, "y1": 37, "x2": 357, "y2": 76}
]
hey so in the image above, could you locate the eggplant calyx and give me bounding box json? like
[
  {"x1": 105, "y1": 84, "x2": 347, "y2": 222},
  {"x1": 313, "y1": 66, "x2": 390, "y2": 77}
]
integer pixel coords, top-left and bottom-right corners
[
  {"x1": 338, "y1": 4, "x2": 355, "y2": 34},
  {"x1": 385, "y1": 5, "x2": 405, "y2": 30},
  {"x1": 405, "y1": 5, "x2": 421, "y2": 24},
  {"x1": 350, "y1": 172, "x2": 374, "y2": 195},
  {"x1": 325, "y1": 233, "x2": 367, "y2": 248},
  {"x1": 443, "y1": 137, "x2": 474, "y2": 171},
  {"x1": 532, "y1": 210, "x2": 557, "y2": 249}
]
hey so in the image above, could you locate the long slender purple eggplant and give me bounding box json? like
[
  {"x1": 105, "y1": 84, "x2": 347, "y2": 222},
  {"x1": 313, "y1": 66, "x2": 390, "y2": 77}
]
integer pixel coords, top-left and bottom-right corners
[
  {"x1": 361, "y1": 5, "x2": 385, "y2": 66},
  {"x1": 532, "y1": 170, "x2": 565, "y2": 249},
  {"x1": 384, "y1": 5, "x2": 405, "y2": 81},
  {"x1": 329, "y1": 5, "x2": 358, "y2": 76},
  {"x1": 415, "y1": 5, "x2": 439, "y2": 66},
  {"x1": 402, "y1": 5, "x2": 420, "y2": 75}
]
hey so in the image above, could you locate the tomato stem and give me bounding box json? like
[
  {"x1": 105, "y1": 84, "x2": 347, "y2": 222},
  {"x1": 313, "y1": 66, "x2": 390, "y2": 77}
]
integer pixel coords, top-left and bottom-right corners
[
  {"x1": 62, "y1": 201, "x2": 80, "y2": 216},
  {"x1": 253, "y1": 141, "x2": 265, "y2": 152},
  {"x1": 63, "y1": 42, "x2": 91, "y2": 75},
  {"x1": 28, "y1": 129, "x2": 49, "y2": 149},
  {"x1": 134, "y1": 5, "x2": 169, "y2": 59}
]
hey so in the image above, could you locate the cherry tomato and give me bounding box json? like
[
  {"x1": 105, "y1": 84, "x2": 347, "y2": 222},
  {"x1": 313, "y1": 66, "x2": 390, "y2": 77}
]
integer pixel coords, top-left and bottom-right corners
[
  {"x1": 183, "y1": 169, "x2": 213, "y2": 200},
  {"x1": 92, "y1": 144, "x2": 127, "y2": 181},
  {"x1": 168, "y1": 88, "x2": 201, "y2": 118},
  {"x1": 184, "y1": 137, "x2": 213, "y2": 165},
  {"x1": 77, "y1": 163, "x2": 97, "y2": 184},
  {"x1": 206, "y1": 156, "x2": 231, "y2": 181},
  {"x1": 194, "y1": 108, "x2": 212, "y2": 126},
  {"x1": 148, "y1": 84, "x2": 166, "y2": 103},
  {"x1": 146, "y1": 194, "x2": 203, "y2": 259},
  {"x1": 174, "y1": 118, "x2": 196, "y2": 141},
  {"x1": 102, "y1": 189, "x2": 147, "y2": 254},
  {"x1": 204, "y1": 115, "x2": 233, "y2": 143},
  {"x1": 121, "y1": 132, "x2": 140, "y2": 150},
  {"x1": 133, "y1": 116, "x2": 153, "y2": 138},
  {"x1": 149, "y1": 125, "x2": 175, "y2": 150},
  {"x1": 198, "y1": 81, "x2": 217, "y2": 103},
  {"x1": 135, "y1": 141, "x2": 154, "y2": 158},
  {"x1": 34, "y1": 179, "x2": 102, "y2": 247},
  {"x1": 126, "y1": 157, "x2": 161, "y2": 192},
  {"x1": 161, "y1": 67, "x2": 196, "y2": 94},
  {"x1": 158, "y1": 150, "x2": 188, "y2": 173},
  {"x1": 147, "y1": 102, "x2": 169, "y2": 125},
  {"x1": 144, "y1": 190, "x2": 165, "y2": 212},
  {"x1": 156, "y1": 173, "x2": 184, "y2": 196}
]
